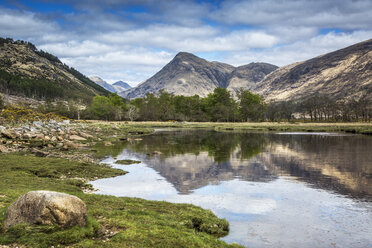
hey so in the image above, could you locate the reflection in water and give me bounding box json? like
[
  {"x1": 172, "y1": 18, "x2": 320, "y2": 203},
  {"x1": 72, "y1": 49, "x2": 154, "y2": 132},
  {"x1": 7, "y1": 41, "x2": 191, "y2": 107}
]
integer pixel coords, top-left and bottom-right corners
[{"x1": 91, "y1": 130, "x2": 372, "y2": 248}]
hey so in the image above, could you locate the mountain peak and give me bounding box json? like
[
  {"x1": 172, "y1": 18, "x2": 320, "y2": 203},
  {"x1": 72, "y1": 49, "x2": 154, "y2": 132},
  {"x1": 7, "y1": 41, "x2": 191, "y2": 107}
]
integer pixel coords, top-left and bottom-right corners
[{"x1": 120, "y1": 52, "x2": 276, "y2": 99}]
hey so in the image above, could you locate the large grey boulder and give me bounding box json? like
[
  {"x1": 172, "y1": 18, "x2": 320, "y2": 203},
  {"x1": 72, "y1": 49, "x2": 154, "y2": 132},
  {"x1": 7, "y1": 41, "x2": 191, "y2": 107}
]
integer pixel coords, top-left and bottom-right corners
[{"x1": 4, "y1": 191, "x2": 87, "y2": 230}]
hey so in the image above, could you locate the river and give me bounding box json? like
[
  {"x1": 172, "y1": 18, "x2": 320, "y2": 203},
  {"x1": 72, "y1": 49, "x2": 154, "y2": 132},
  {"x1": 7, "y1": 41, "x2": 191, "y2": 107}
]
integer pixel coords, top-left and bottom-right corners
[{"x1": 91, "y1": 130, "x2": 372, "y2": 248}]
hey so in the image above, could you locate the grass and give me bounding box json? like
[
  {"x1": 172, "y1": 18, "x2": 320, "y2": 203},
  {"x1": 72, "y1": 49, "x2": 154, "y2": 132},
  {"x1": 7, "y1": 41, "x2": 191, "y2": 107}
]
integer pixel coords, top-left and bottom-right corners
[
  {"x1": 116, "y1": 159, "x2": 141, "y2": 165},
  {"x1": 0, "y1": 154, "x2": 241, "y2": 248}
]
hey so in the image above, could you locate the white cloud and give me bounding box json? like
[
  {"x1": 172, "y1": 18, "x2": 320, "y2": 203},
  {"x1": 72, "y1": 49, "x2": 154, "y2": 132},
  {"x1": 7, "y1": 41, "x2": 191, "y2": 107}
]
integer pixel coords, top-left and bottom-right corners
[
  {"x1": 0, "y1": 1, "x2": 371, "y2": 86},
  {"x1": 224, "y1": 31, "x2": 372, "y2": 67}
]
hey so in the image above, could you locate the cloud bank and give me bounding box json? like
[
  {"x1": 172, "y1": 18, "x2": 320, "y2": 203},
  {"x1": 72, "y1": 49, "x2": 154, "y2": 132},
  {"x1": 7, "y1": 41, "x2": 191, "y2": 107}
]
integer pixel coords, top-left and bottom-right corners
[{"x1": 0, "y1": 0, "x2": 371, "y2": 85}]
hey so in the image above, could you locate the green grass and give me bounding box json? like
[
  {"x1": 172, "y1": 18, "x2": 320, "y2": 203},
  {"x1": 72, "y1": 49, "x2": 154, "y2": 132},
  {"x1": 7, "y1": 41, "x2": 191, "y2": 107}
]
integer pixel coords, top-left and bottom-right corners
[
  {"x1": 0, "y1": 154, "x2": 241, "y2": 248},
  {"x1": 116, "y1": 160, "x2": 141, "y2": 165}
]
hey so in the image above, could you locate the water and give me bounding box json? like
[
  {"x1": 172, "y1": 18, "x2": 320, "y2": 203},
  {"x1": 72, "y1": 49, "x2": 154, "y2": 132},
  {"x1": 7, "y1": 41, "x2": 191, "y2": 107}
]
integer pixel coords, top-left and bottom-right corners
[{"x1": 90, "y1": 130, "x2": 372, "y2": 248}]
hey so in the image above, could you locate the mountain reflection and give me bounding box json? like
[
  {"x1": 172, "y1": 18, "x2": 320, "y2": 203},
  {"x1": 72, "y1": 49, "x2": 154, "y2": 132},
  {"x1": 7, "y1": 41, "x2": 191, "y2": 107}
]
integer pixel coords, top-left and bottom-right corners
[{"x1": 100, "y1": 130, "x2": 372, "y2": 200}]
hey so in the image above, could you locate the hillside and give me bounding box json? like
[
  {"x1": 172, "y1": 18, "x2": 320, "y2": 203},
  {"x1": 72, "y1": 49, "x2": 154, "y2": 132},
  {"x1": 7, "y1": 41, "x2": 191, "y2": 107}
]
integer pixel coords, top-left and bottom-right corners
[
  {"x1": 227, "y1": 63, "x2": 278, "y2": 95},
  {"x1": 255, "y1": 38, "x2": 372, "y2": 101},
  {"x1": 0, "y1": 38, "x2": 109, "y2": 102}
]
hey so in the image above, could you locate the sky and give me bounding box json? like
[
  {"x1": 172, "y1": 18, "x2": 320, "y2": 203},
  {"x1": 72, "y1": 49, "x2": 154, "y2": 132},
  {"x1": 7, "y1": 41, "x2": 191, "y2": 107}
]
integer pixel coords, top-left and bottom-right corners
[{"x1": 0, "y1": 0, "x2": 371, "y2": 86}]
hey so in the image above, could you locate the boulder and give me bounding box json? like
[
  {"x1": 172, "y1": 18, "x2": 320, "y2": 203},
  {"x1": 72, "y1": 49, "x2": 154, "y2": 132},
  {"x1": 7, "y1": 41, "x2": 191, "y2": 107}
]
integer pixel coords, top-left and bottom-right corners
[{"x1": 4, "y1": 191, "x2": 87, "y2": 230}]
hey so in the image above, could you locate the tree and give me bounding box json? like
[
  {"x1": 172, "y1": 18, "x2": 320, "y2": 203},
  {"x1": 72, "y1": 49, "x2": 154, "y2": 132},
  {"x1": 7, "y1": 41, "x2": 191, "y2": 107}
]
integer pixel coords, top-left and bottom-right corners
[
  {"x1": 237, "y1": 89, "x2": 265, "y2": 121},
  {"x1": 204, "y1": 87, "x2": 236, "y2": 122},
  {"x1": 90, "y1": 96, "x2": 112, "y2": 120},
  {"x1": 0, "y1": 94, "x2": 4, "y2": 110},
  {"x1": 127, "y1": 104, "x2": 139, "y2": 121}
]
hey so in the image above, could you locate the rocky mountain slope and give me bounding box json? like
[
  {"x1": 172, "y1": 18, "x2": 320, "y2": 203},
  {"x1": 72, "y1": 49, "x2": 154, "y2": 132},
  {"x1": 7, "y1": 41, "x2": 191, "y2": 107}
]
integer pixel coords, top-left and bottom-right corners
[
  {"x1": 227, "y1": 63, "x2": 278, "y2": 95},
  {"x1": 0, "y1": 38, "x2": 109, "y2": 102},
  {"x1": 255, "y1": 38, "x2": 372, "y2": 101},
  {"x1": 120, "y1": 52, "x2": 275, "y2": 99},
  {"x1": 113, "y1": 81, "x2": 131, "y2": 92}
]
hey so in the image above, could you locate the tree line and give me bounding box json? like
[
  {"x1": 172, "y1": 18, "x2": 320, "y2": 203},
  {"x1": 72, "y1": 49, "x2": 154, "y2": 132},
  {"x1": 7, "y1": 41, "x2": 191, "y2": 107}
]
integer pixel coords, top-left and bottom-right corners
[
  {"x1": 81, "y1": 88, "x2": 372, "y2": 122},
  {"x1": 2, "y1": 87, "x2": 370, "y2": 122}
]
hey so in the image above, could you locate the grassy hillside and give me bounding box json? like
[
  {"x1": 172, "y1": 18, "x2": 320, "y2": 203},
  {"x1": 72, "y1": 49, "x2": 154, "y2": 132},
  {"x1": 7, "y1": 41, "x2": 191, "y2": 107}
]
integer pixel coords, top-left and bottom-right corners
[{"x1": 0, "y1": 38, "x2": 109, "y2": 103}]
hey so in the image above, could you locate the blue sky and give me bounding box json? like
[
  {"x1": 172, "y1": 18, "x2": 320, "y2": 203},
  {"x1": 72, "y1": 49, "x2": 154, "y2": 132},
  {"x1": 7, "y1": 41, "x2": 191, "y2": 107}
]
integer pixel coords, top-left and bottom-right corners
[{"x1": 0, "y1": 0, "x2": 371, "y2": 86}]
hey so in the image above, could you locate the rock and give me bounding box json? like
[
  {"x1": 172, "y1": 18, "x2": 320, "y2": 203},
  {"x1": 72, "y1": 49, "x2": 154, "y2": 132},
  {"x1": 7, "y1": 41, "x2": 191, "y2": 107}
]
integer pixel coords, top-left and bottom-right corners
[
  {"x1": 44, "y1": 136, "x2": 51, "y2": 142},
  {"x1": 0, "y1": 126, "x2": 5, "y2": 132},
  {"x1": 62, "y1": 120, "x2": 70, "y2": 125},
  {"x1": 79, "y1": 132, "x2": 93, "y2": 139},
  {"x1": 104, "y1": 141, "x2": 113, "y2": 146},
  {"x1": 69, "y1": 135, "x2": 86, "y2": 141},
  {"x1": 35, "y1": 133, "x2": 45, "y2": 140},
  {"x1": 4, "y1": 191, "x2": 87, "y2": 230},
  {"x1": 32, "y1": 121, "x2": 43, "y2": 128},
  {"x1": 0, "y1": 145, "x2": 8, "y2": 153},
  {"x1": 30, "y1": 148, "x2": 49, "y2": 157},
  {"x1": 51, "y1": 136, "x2": 57, "y2": 142},
  {"x1": 57, "y1": 136, "x2": 64, "y2": 141},
  {"x1": 64, "y1": 141, "x2": 79, "y2": 149},
  {"x1": 1, "y1": 130, "x2": 19, "y2": 139}
]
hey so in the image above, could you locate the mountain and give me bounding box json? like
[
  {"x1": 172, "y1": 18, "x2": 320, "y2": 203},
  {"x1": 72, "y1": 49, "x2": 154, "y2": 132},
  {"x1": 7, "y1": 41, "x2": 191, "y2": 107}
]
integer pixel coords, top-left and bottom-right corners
[
  {"x1": 120, "y1": 52, "x2": 241, "y2": 99},
  {"x1": 255, "y1": 38, "x2": 372, "y2": 101},
  {"x1": 227, "y1": 63, "x2": 278, "y2": 95},
  {"x1": 0, "y1": 38, "x2": 109, "y2": 102},
  {"x1": 113, "y1": 81, "x2": 131, "y2": 92},
  {"x1": 89, "y1": 76, "x2": 116, "y2": 93}
]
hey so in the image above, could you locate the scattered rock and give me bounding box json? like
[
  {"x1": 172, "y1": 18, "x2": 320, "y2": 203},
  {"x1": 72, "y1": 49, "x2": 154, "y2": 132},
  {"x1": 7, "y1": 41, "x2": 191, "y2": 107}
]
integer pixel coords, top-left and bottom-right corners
[{"x1": 4, "y1": 191, "x2": 87, "y2": 230}]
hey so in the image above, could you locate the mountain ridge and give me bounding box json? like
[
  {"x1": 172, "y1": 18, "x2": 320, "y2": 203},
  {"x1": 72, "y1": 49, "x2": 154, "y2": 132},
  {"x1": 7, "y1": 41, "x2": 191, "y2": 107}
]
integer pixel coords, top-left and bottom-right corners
[
  {"x1": 255, "y1": 38, "x2": 372, "y2": 101},
  {"x1": 120, "y1": 52, "x2": 276, "y2": 99}
]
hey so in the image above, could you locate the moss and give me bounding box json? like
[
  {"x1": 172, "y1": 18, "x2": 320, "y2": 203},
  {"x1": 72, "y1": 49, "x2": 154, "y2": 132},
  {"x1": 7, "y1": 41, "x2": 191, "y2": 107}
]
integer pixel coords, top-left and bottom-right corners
[{"x1": 0, "y1": 154, "x2": 241, "y2": 248}]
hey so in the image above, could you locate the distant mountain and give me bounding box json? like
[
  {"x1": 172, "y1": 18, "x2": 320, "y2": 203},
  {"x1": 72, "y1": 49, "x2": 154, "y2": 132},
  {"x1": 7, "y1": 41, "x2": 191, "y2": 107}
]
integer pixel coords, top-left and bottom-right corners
[
  {"x1": 0, "y1": 38, "x2": 109, "y2": 102},
  {"x1": 255, "y1": 38, "x2": 372, "y2": 101},
  {"x1": 89, "y1": 76, "x2": 116, "y2": 93},
  {"x1": 227, "y1": 63, "x2": 278, "y2": 95},
  {"x1": 113, "y1": 81, "x2": 131, "y2": 92},
  {"x1": 89, "y1": 77, "x2": 132, "y2": 94},
  {"x1": 120, "y1": 52, "x2": 246, "y2": 99}
]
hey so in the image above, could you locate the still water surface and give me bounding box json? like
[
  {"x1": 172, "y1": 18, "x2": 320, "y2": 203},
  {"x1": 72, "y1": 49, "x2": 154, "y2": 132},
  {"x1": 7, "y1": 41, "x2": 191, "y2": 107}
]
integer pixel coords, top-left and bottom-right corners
[{"x1": 91, "y1": 130, "x2": 372, "y2": 248}]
